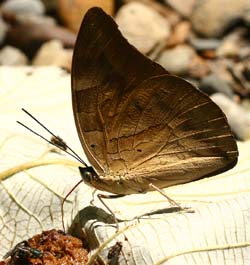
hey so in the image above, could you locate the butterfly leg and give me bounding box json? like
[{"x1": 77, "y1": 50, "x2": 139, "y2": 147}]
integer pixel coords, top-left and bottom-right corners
[
  {"x1": 97, "y1": 194, "x2": 125, "y2": 231},
  {"x1": 149, "y1": 183, "x2": 195, "y2": 213}
]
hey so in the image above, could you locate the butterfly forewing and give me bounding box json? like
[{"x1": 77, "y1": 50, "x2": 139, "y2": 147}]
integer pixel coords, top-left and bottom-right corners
[
  {"x1": 72, "y1": 7, "x2": 167, "y2": 174},
  {"x1": 71, "y1": 7, "x2": 238, "y2": 194}
]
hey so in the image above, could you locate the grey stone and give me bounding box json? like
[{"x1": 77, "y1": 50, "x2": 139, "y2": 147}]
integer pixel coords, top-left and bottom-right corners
[
  {"x1": 211, "y1": 93, "x2": 250, "y2": 140},
  {"x1": 189, "y1": 36, "x2": 221, "y2": 51},
  {"x1": 200, "y1": 74, "x2": 234, "y2": 98},
  {"x1": 2, "y1": 0, "x2": 45, "y2": 16}
]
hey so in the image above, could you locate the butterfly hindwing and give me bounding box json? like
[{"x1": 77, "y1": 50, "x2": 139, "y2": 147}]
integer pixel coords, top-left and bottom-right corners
[{"x1": 111, "y1": 75, "x2": 238, "y2": 189}]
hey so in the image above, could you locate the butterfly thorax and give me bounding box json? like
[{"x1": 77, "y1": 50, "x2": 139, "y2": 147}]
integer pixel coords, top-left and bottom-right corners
[{"x1": 79, "y1": 166, "x2": 150, "y2": 195}]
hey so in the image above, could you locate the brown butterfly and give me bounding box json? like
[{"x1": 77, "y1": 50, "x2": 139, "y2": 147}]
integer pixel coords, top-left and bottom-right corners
[{"x1": 72, "y1": 7, "x2": 238, "y2": 196}]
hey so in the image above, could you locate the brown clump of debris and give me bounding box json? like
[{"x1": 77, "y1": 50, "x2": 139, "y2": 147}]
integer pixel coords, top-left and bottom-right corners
[{"x1": 0, "y1": 230, "x2": 89, "y2": 265}]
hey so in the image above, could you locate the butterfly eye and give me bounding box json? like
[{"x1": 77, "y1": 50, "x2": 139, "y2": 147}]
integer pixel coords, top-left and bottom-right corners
[
  {"x1": 84, "y1": 171, "x2": 93, "y2": 182},
  {"x1": 79, "y1": 166, "x2": 98, "y2": 183}
]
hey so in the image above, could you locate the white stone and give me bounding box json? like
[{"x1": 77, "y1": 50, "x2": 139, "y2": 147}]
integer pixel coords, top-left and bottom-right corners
[
  {"x1": 32, "y1": 40, "x2": 72, "y2": 71},
  {"x1": 115, "y1": 2, "x2": 170, "y2": 53},
  {"x1": 191, "y1": 0, "x2": 250, "y2": 37},
  {"x1": 0, "y1": 46, "x2": 28, "y2": 65},
  {"x1": 157, "y1": 45, "x2": 195, "y2": 75}
]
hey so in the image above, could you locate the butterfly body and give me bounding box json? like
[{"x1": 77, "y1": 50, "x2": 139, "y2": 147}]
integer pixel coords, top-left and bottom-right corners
[{"x1": 73, "y1": 8, "x2": 238, "y2": 195}]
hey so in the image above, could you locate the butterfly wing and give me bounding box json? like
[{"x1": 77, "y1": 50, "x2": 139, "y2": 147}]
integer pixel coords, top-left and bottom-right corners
[
  {"x1": 72, "y1": 7, "x2": 238, "y2": 194},
  {"x1": 72, "y1": 7, "x2": 166, "y2": 174},
  {"x1": 106, "y1": 75, "x2": 238, "y2": 193}
]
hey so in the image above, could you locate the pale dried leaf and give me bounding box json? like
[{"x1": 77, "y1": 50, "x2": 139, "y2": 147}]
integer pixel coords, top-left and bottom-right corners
[
  {"x1": 84, "y1": 140, "x2": 250, "y2": 265},
  {"x1": 0, "y1": 67, "x2": 250, "y2": 265},
  {"x1": 0, "y1": 66, "x2": 93, "y2": 257}
]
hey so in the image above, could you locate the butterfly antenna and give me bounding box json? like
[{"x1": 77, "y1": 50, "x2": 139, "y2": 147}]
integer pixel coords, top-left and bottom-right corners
[
  {"x1": 17, "y1": 120, "x2": 86, "y2": 166},
  {"x1": 17, "y1": 108, "x2": 88, "y2": 167}
]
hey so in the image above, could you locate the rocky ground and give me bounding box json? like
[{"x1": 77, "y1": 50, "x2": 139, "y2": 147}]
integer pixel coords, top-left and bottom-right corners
[{"x1": 0, "y1": 0, "x2": 249, "y2": 141}]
